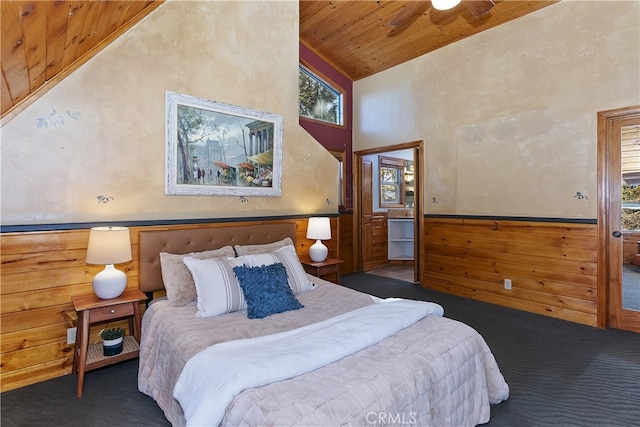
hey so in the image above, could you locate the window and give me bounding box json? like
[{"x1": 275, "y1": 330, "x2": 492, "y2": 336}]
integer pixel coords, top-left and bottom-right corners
[
  {"x1": 378, "y1": 156, "x2": 405, "y2": 208},
  {"x1": 622, "y1": 124, "x2": 640, "y2": 231},
  {"x1": 299, "y1": 65, "x2": 344, "y2": 126}
]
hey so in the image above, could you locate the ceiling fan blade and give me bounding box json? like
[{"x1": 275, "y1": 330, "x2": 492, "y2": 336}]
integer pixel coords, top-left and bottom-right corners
[
  {"x1": 462, "y1": 0, "x2": 495, "y2": 17},
  {"x1": 389, "y1": 1, "x2": 430, "y2": 27}
]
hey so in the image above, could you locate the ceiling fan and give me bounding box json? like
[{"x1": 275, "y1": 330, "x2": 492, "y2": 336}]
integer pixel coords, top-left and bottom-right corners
[{"x1": 389, "y1": 0, "x2": 496, "y2": 29}]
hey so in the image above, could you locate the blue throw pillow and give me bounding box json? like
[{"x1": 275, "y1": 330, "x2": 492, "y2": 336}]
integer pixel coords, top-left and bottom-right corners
[{"x1": 233, "y1": 263, "x2": 304, "y2": 319}]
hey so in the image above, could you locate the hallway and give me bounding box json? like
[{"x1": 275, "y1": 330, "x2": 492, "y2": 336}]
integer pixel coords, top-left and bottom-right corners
[{"x1": 366, "y1": 263, "x2": 416, "y2": 283}]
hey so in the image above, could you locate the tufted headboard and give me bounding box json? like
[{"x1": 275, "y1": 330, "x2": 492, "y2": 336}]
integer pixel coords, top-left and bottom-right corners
[{"x1": 138, "y1": 223, "x2": 297, "y2": 293}]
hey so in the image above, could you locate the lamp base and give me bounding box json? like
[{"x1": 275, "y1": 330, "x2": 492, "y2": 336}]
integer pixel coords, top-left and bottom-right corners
[
  {"x1": 92, "y1": 264, "x2": 127, "y2": 299},
  {"x1": 309, "y1": 240, "x2": 328, "y2": 262}
]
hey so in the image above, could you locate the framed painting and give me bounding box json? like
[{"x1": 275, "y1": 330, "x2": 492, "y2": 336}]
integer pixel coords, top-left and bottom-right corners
[{"x1": 165, "y1": 91, "x2": 283, "y2": 196}]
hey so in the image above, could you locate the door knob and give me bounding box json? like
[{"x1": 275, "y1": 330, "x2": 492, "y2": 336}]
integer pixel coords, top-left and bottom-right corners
[{"x1": 612, "y1": 231, "x2": 622, "y2": 238}]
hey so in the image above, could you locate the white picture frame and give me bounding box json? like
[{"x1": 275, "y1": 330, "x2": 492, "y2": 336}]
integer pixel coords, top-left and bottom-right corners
[{"x1": 165, "y1": 91, "x2": 283, "y2": 196}]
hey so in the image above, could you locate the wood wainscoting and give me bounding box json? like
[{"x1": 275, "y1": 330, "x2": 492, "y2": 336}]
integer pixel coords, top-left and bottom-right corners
[
  {"x1": 0, "y1": 217, "x2": 339, "y2": 392},
  {"x1": 423, "y1": 217, "x2": 598, "y2": 327},
  {"x1": 338, "y1": 211, "x2": 355, "y2": 275}
]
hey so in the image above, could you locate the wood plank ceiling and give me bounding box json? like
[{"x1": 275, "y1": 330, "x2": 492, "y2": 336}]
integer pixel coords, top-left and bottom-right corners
[
  {"x1": 1, "y1": 0, "x2": 556, "y2": 123},
  {"x1": 300, "y1": 0, "x2": 557, "y2": 80},
  {"x1": 1, "y1": 0, "x2": 164, "y2": 123}
]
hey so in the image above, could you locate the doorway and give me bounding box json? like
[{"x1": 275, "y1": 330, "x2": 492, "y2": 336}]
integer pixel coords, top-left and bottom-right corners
[
  {"x1": 353, "y1": 141, "x2": 423, "y2": 284},
  {"x1": 597, "y1": 105, "x2": 640, "y2": 333}
]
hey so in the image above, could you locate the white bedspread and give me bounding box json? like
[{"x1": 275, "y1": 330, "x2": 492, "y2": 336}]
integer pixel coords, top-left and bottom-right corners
[
  {"x1": 139, "y1": 278, "x2": 509, "y2": 426},
  {"x1": 173, "y1": 298, "x2": 444, "y2": 427}
]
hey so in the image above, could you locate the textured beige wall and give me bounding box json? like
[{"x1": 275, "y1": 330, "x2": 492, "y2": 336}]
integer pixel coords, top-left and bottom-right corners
[
  {"x1": 353, "y1": 0, "x2": 639, "y2": 218},
  {"x1": 1, "y1": 0, "x2": 336, "y2": 226}
]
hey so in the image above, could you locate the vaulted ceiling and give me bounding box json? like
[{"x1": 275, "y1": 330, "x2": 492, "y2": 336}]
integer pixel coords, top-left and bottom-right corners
[
  {"x1": 300, "y1": 0, "x2": 557, "y2": 80},
  {"x1": 1, "y1": 0, "x2": 557, "y2": 123}
]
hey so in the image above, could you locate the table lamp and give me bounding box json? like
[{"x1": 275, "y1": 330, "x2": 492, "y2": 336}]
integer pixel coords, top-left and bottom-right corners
[
  {"x1": 306, "y1": 217, "x2": 331, "y2": 262},
  {"x1": 86, "y1": 226, "x2": 132, "y2": 299}
]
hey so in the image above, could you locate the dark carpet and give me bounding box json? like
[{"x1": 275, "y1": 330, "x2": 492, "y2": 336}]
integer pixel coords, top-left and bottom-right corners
[{"x1": 2, "y1": 273, "x2": 639, "y2": 427}]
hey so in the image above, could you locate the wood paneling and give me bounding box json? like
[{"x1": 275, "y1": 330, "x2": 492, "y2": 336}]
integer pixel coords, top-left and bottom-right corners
[
  {"x1": 0, "y1": 217, "x2": 337, "y2": 392},
  {"x1": 338, "y1": 212, "x2": 355, "y2": 274},
  {"x1": 423, "y1": 217, "x2": 598, "y2": 327},
  {"x1": 1, "y1": 215, "x2": 602, "y2": 391}
]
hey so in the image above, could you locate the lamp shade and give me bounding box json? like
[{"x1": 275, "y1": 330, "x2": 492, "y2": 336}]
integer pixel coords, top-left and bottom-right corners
[
  {"x1": 86, "y1": 226, "x2": 132, "y2": 265},
  {"x1": 432, "y1": 0, "x2": 462, "y2": 11},
  {"x1": 306, "y1": 217, "x2": 331, "y2": 240}
]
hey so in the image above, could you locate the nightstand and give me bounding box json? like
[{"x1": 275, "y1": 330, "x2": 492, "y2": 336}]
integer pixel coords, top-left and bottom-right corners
[
  {"x1": 301, "y1": 258, "x2": 344, "y2": 284},
  {"x1": 71, "y1": 288, "x2": 147, "y2": 397}
]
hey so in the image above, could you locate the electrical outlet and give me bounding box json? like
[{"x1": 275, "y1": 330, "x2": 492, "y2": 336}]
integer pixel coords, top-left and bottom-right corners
[
  {"x1": 67, "y1": 327, "x2": 77, "y2": 344},
  {"x1": 504, "y1": 279, "x2": 512, "y2": 290}
]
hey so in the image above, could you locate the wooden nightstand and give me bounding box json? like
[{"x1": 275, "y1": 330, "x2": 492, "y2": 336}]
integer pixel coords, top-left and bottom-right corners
[
  {"x1": 71, "y1": 288, "x2": 147, "y2": 397},
  {"x1": 301, "y1": 258, "x2": 344, "y2": 284}
]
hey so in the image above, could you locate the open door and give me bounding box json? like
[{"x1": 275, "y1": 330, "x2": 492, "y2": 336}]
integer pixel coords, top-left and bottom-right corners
[
  {"x1": 598, "y1": 105, "x2": 640, "y2": 333},
  {"x1": 361, "y1": 160, "x2": 374, "y2": 271},
  {"x1": 353, "y1": 140, "x2": 423, "y2": 283}
]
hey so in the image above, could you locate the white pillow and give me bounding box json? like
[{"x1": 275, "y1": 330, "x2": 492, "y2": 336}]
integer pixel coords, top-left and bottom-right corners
[
  {"x1": 236, "y1": 245, "x2": 315, "y2": 295},
  {"x1": 234, "y1": 237, "x2": 294, "y2": 256},
  {"x1": 182, "y1": 256, "x2": 247, "y2": 317},
  {"x1": 159, "y1": 246, "x2": 235, "y2": 307},
  {"x1": 183, "y1": 246, "x2": 315, "y2": 318}
]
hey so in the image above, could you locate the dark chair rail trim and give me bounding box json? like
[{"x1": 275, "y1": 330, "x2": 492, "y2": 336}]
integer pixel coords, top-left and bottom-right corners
[
  {"x1": 1, "y1": 213, "x2": 596, "y2": 233},
  {"x1": 1, "y1": 213, "x2": 340, "y2": 233},
  {"x1": 424, "y1": 214, "x2": 597, "y2": 224}
]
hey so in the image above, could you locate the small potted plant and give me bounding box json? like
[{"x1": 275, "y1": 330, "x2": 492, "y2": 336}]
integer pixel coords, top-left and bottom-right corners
[{"x1": 100, "y1": 328, "x2": 125, "y2": 356}]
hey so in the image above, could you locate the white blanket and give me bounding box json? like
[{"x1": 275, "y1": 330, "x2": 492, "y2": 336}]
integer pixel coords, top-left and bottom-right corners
[{"x1": 173, "y1": 298, "x2": 444, "y2": 426}]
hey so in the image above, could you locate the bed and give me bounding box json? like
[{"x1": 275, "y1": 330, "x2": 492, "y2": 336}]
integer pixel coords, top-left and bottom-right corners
[{"x1": 137, "y1": 223, "x2": 509, "y2": 426}]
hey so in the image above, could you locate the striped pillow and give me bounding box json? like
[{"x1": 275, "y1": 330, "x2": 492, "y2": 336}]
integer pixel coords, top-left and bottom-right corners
[{"x1": 183, "y1": 256, "x2": 248, "y2": 317}]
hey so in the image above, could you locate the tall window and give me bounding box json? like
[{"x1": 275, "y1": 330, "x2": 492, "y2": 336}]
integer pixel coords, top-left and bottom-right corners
[
  {"x1": 299, "y1": 65, "x2": 344, "y2": 126},
  {"x1": 622, "y1": 124, "x2": 640, "y2": 231}
]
